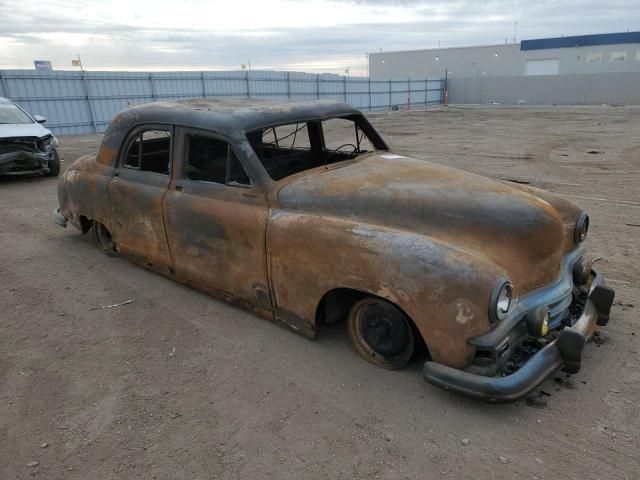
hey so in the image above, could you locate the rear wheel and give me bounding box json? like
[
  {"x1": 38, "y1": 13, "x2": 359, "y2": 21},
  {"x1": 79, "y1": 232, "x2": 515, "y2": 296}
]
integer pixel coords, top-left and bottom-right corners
[
  {"x1": 347, "y1": 297, "x2": 415, "y2": 369},
  {"x1": 45, "y1": 150, "x2": 60, "y2": 177},
  {"x1": 92, "y1": 221, "x2": 117, "y2": 254}
]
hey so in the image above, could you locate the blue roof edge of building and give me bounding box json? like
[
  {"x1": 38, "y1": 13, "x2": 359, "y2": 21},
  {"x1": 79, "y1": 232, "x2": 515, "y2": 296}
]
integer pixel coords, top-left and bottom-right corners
[{"x1": 521, "y1": 31, "x2": 640, "y2": 51}]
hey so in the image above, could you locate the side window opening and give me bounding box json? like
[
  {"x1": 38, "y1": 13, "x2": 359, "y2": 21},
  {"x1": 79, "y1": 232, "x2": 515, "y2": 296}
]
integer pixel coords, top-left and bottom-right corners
[
  {"x1": 248, "y1": 116, "x2": 379, "y2": 181},
  {"x1": 185, "y1": 134, "x2": 251, "y2": 186},
  {"x1": 123, "y1": 129, "x2": 171, "y2": 174}
]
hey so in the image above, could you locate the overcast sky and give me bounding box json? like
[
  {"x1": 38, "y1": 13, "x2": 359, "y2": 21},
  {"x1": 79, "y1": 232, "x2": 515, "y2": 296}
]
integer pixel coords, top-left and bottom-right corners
[{"x1": 0, "y1": 0, "x2": 637, "y2": 75}]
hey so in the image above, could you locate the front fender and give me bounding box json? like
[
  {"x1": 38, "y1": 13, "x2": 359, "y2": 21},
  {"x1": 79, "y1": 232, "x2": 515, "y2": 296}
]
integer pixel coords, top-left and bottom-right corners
[{"x1": 267, "y1": 211, "x2": 506, "y2": 367}]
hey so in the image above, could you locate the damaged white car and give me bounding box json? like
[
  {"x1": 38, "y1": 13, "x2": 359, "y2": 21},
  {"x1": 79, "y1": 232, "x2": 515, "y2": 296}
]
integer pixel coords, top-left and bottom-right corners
[{"x1": 0, "y1": 97, "x2": 60, "y2": 177}]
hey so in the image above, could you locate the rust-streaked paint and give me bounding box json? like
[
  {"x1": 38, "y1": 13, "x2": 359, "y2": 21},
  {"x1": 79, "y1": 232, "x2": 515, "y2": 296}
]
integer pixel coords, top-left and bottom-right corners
[
  {"x1": 164, "y1": 179, "x2": 272, "y2": 317},
  {"x1": 57, "y1": 99, "x2": 586, "y2": 372}
]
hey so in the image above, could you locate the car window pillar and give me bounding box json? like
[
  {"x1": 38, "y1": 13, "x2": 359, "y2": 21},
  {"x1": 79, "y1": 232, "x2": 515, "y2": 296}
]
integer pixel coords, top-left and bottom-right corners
[{"x1": 307, "y1": 121, "x2": 324, "y2": 159}]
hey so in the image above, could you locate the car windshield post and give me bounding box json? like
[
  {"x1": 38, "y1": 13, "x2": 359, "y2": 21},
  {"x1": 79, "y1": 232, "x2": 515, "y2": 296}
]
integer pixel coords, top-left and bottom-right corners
[{"x1": 225, "y1": 144, "x2": 232, "y2": 184}]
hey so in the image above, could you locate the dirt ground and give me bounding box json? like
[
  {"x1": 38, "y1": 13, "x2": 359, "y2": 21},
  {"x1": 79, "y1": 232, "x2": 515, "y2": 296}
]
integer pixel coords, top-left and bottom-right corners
[{"x1": 1, "y1": 105, "x2": 639, "y2": 479}]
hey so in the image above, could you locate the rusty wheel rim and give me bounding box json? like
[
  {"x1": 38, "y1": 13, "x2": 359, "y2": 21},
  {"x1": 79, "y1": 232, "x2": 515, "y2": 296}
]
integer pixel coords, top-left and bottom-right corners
[{"x1": 348, "y1": 298, "x2": 414, "y2": 369}]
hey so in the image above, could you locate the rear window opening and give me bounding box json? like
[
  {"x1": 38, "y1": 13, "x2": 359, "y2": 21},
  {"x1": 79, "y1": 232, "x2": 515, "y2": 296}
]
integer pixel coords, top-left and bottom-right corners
[
  {"x1": 247, "y1": 115, "x2": 382, "y2": 181},
  {"x1": 124, "y1": 129, "x2": 171, "y2": 174}
]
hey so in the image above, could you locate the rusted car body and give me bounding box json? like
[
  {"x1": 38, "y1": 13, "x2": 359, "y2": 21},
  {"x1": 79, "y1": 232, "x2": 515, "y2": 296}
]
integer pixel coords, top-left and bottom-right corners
[{"x1": 54, "y1": 99, "x2": 615, "y2": 402}]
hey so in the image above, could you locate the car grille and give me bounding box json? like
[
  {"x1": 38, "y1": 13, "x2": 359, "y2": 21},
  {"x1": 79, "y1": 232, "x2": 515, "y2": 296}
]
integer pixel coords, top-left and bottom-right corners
[{"x1": 0, "y1": 137, "x2": 40, "y2": 155}]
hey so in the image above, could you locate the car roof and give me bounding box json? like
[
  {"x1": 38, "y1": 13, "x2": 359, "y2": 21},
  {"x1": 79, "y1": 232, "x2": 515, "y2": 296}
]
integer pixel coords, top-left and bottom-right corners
[
  {"x1": 98, "y1": 99, "x2": 364, "y2": 167},
  {"x1": 114, "y1": 99, "x2": 361, "y2": 134}
]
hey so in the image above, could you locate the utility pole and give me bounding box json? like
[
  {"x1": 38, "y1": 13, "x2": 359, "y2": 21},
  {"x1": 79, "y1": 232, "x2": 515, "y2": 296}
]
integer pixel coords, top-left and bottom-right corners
[{"x1": 74, "y1": 54, "x2": 97, "y2": 133}]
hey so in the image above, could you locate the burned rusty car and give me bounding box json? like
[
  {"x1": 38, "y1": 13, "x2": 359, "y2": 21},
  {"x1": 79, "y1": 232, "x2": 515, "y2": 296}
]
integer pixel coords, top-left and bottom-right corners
[
  {"x1": 54, "y1": 99, "x2": 615, "y2": 402},
  {"x1": 0, "y1": 97, "x2": 60, "y2": 177}
]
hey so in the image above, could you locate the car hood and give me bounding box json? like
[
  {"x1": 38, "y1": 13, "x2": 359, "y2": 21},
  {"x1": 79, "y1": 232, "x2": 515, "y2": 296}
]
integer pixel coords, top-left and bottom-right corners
[
  {"x1": 277, "y1": 153, "x2": 583, "y2": 294},
  {"x1": 0, "y1": 122, "x2": 51, "y2": 139}
]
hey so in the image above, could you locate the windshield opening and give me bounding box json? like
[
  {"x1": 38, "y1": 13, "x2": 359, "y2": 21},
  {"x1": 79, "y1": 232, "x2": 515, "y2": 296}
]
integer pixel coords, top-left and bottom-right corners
[
  {"x1": 0, "y1": 100, "x2": 34, "y2": 125},
  {"x1": 248, "y1": 115, "x2": 380, "y2": 181}
]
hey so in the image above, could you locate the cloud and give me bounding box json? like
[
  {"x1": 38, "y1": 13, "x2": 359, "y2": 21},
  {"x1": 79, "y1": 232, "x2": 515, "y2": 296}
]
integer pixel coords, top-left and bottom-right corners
[{"x1": 0, "y1": 0, "x2": 638, "y2": 74}]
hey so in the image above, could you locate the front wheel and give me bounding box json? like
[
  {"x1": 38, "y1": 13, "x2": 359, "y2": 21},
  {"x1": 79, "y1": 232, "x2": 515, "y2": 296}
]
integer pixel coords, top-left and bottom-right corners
[
  {"x1": 45, "y1": 150, "x2": 60, "y2": 177},
  {"x1": 347, "y1": 298, "x2": 415, "y2": 369}
]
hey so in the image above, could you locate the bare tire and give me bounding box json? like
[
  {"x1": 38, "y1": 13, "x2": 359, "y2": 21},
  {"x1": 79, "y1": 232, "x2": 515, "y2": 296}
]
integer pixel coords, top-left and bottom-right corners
[
  {"x1": 347, "y1": 297, "x2": 415, "y2": 369},
  {"x1": 92, "y1": 221, "x2": 117, "y2": 253}
]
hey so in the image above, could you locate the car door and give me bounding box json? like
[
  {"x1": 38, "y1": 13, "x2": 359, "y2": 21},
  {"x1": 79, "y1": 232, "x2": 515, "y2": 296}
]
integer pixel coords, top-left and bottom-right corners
[
  {"x1": 163, "y1": 127, "x2": 271, "y2": 314},
  {"x1": 107, "y1": 125, "x2": 173, "y2": 272}
]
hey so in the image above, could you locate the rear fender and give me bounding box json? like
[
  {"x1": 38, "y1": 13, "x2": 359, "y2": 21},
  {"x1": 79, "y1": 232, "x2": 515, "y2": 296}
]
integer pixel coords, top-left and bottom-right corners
[{"x1": 58, "y1": 154, "x2": 113, "y2": 231}]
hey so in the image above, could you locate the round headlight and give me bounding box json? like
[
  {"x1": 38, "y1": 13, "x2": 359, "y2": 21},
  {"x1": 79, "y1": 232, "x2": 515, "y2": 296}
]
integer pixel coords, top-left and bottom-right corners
[
  {"x1": 490, "y1": 281, "x2": 513, "y2": 323},
  {"x1": 574, "y1": 212, "x2": 589, "y2": 244}
]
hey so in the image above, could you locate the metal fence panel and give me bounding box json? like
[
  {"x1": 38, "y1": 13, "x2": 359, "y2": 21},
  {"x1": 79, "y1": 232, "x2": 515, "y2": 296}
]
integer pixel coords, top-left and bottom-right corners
[
  {"x1": 0, "y1": 69, "x2": 443, "y2": 135},
  {"x1": 448, "y1": 72, "x2": 640, "y2": 105}
]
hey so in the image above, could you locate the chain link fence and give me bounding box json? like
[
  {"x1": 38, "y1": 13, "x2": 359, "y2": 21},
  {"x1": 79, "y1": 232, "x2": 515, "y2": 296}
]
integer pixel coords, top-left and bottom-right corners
[{"x1": 0, "y1": 69, "x2": 444, "y2": 135}]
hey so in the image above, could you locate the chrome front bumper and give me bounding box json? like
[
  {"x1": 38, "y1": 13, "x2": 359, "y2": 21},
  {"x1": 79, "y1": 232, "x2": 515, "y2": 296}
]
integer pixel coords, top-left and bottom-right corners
[
  {"x1": 53, "y1": 207, "x2": 68, "y2": 228},
  {"x1": 423, "y1": 263, "x2": 615, "y2": 403}
]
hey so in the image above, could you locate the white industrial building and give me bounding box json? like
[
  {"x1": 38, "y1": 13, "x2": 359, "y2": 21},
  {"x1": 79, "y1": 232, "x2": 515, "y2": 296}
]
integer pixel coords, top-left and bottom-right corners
[{"x1": 369, "y1": 32, "x2": 640, "y2": 80}]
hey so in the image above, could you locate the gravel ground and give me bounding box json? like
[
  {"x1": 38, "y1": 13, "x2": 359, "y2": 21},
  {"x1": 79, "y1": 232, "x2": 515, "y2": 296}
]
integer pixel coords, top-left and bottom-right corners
[{"x1": 1, "y1": 105, "x2": 638, "y2": 479}]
